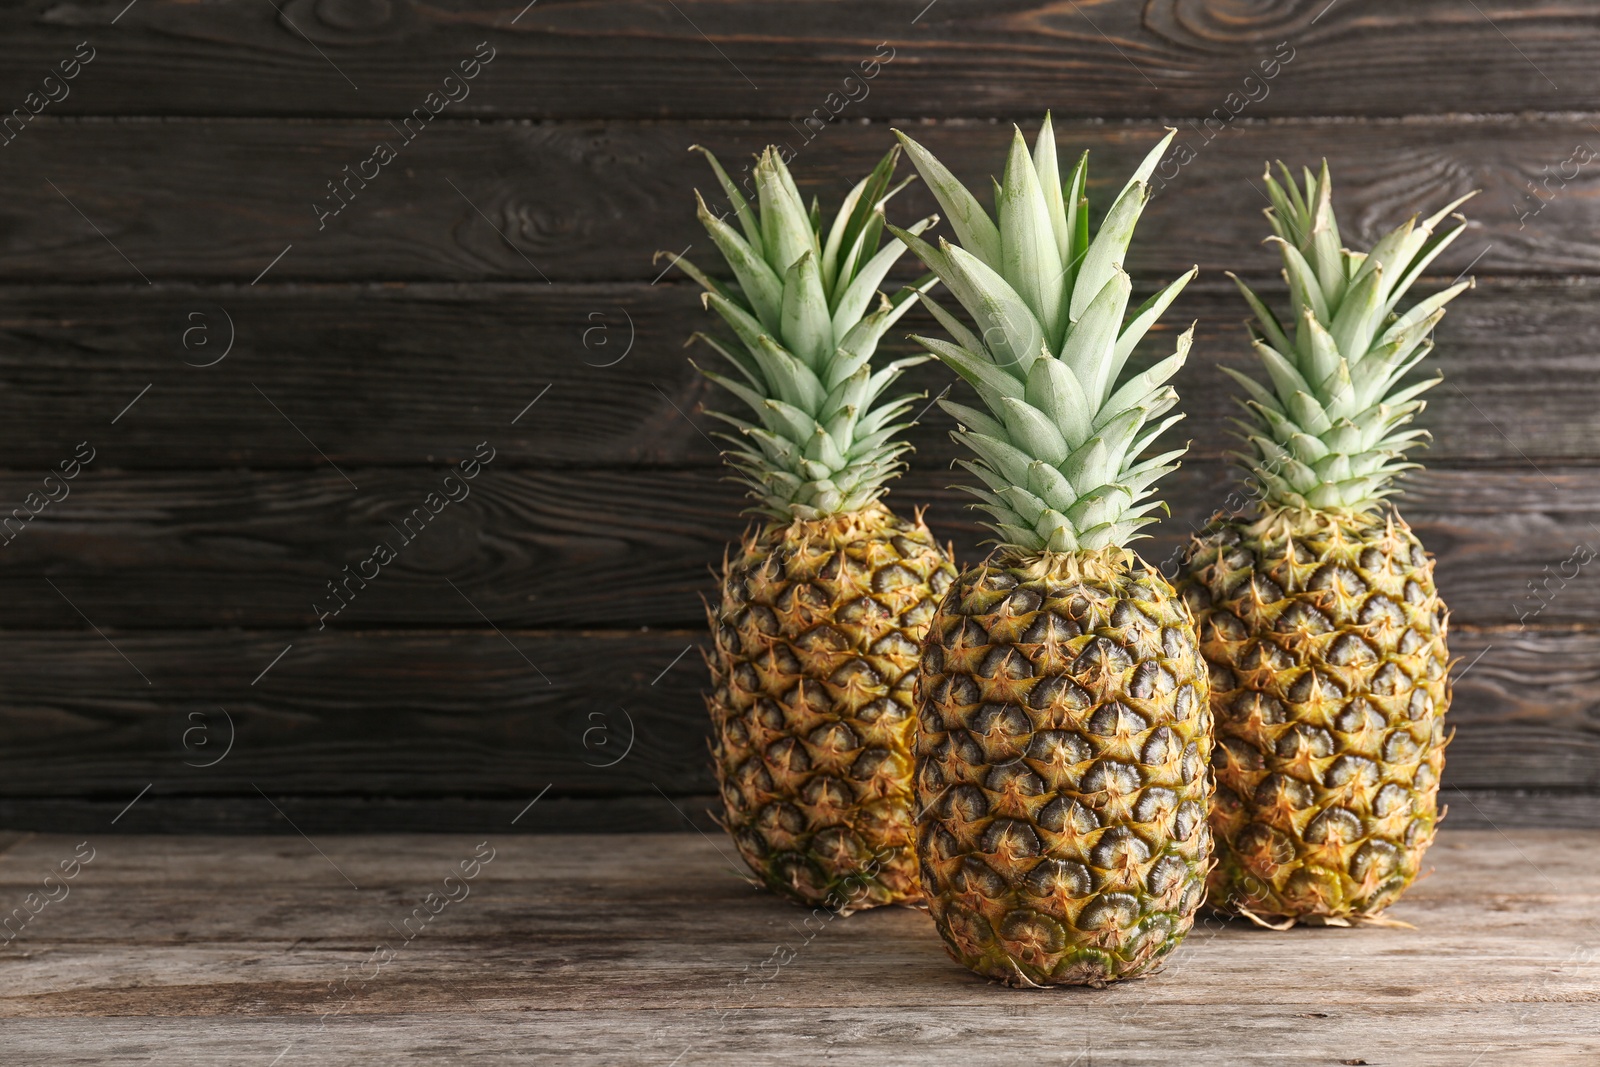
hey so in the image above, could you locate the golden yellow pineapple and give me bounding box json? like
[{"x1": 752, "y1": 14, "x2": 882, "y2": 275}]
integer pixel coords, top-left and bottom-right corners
[
  {"x1": 668, "y1": 144, "x2": 958, "y2": 910},
  {"x1": 1180, "y1": 162, "x2": 1475, "y2": 926},
  {"x1": 891, "y1": 117, "x2": 1212, "y2": 986},
  {"x1": 708, "y1": 505, "x2": 952, "y2": 909}
]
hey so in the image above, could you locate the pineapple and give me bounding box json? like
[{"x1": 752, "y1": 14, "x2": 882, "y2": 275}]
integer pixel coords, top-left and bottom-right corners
[
  {"x1": 890, "y1": 117, "x2": 1212, "y2": 986},
  {"x1": 1179, "y1": 162, "x2": 1475, "y2": 927},
  {"x1": 666, "y1": 144, "x2": 959, "y2": 912}
]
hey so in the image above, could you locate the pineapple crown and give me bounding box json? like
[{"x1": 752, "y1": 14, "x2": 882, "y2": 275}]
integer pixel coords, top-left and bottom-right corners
[
  {"x1": 888, "y1": 116, "x2": 1196, "y2": 555},
  {"x1": 662, "y1": 144, "x2": 939, "y2": 519},
  {"x1": 1228, "y1": 161, "x2": 1476, "y2": 514}
]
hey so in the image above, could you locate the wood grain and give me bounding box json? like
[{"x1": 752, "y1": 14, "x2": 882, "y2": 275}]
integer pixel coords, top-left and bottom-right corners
[
  {"x1": 4, "y1": 0, "x2": 1599, "y2": 833},
  {"x1": 0, "y1": 793, "x2": 727, "y2": 835},
  {"x1": 2, "y1": 464, "x2": 1597, "y2": 630},
  {"x1": 0, "y1": 831, "x2": 1595, "y2": 1065},
  {"x1": 0, "y1": 627, "x2": 1593, "y2": 821},
  {"x1": 2, "y1": 116, "x2": 1594, "y2": 282},
  {"x1": 4, "y1": 1, "x2": 1596, "y2": 119},
  {"x1": 1, "y1": 1009, "x2": 1594, "y2": 1067},
  {"x1": 4, "y1": 788, "x2": 1587, "y2": 836},
  {"x1": 0, "y1": 278, "x2": 1587, "y2": 468}
]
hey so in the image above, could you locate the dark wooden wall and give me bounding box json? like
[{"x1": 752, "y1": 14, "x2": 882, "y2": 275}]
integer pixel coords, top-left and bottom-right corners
[{"x1": 2, "y1": 1, "x2": 1597, "y2": 832}]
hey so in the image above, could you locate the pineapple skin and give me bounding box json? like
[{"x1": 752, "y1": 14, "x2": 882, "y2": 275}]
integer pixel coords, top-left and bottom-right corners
[
  {"x1": 914, "y1": 551, "x2": 1213, "y2": 987},
  {"x1": 1179, "y1": 507, "x2": 1450, "y2": 925},
  {"x1": 707, "y1": 503, "x2": 957, "y2": 912}
]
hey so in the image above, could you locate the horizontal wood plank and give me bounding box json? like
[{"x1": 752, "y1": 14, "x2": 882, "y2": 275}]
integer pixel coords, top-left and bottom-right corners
[
  {"x1": 2, "y1": 116, "x2": 1595, "y2": 283},
  {"x1": 1, "y1": 1008, "x2": 1595, "y2": 1067},
  {"x1": 4, "y1": 1, "x2": 1597, "y2": 119},
  {"x1": 3, "y1": 788, "x2": 1588, "y2": 835},
  {"x1": 0, "y1": 830, "x2": 1596, "y2": 1064},
  {"x1": 0, "y1": 794, "x2": 726, "y2": 835},
  {"x1": 1, "y1": 465, "x2": 1596, "y2": 630},
  {"x1": 0, "y1": 627, "x2": 1594, "y2": 813},
  {"x1": 0, "y1": 278, "x2": 1588, "y2": 468}
]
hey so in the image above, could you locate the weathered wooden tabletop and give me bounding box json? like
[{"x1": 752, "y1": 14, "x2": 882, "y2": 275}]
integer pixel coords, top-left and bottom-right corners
[{"x1": 0, "y1": 828, "x2": 1595, "y2": 1065}]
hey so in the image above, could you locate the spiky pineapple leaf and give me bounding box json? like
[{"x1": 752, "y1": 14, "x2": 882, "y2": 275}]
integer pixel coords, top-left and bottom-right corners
[
  {"x1": 667, "y1": 145, "x2": 939, "y2": 518},
  {"x1": 895, "y1": 120, "x2": 1192, "y2": 555},
  {"x1": 1228, "y1": 160, "x2": 1478, "y2": 512}
]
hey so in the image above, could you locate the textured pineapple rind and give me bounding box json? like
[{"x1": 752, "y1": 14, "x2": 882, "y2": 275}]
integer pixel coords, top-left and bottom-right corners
[
  {"x1": 914, "y1": 549, "x2": 1213, "y2": 987},
  {"x1": 1179, "y1": 506, "x2": 1450, "y2": 924},
  {"x1": 706, "y1": 503, "x2": 958, "y2": 911}
]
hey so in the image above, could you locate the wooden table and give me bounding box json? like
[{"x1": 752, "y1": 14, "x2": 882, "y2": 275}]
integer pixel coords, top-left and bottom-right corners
[{"x1": 1, "y1": 829, "x2": 1596, "y2": 1065}]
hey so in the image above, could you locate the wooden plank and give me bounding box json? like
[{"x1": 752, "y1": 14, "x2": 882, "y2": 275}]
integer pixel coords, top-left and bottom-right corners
[
  {"x1": 0, "y1": 789, "x2": 1587, "y2": 836},
  {"x1": 0, "y1": 794, "x2": 725, "y2": 835},
  {"x1": 5, "y1": 2, "x2": 1596, "y2": 119},
  {"x1": 0, "y1": 831, "x2": 1595, "y2": 1065},
  {"x1": 1438, "y1": 789, "x2": 1600, "y2": 833},
  {"x1": 3, "y1": 116, "x2": 1595, "y2": 283},
  {"x1": 1, "y1": 465, "x2": 1597, "y2": 631},
  {"x1": 0, "y1": 628, "x2": 721, "y2": 800},
  {"x1": 0, "y1": 1010, "x2": 1595, "y2": 1067},
  {"x1": 0, "y1": 278, "x2": 1588, "y2": 468},
  {"x1": 0, "y1": 628, "x2": 1594, "y2": 812}
]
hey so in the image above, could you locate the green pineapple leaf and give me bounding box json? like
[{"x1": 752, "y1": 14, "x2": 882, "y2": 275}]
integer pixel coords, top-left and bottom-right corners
[
  {"x1": 670, "y1": 145, "x2": 939, "y2": 519},
  {"x1": 895, "y1": 120, "x2": 1192, "y2": 556},
  {"x1": 1229, "y1": 161, "x2": 1478, "y2": 512}
]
